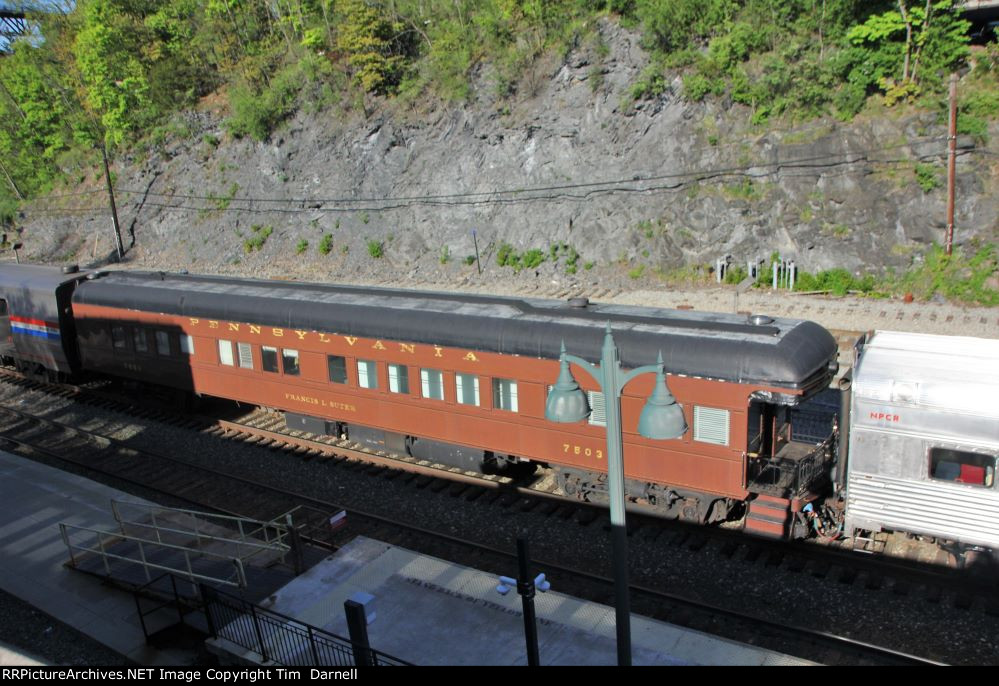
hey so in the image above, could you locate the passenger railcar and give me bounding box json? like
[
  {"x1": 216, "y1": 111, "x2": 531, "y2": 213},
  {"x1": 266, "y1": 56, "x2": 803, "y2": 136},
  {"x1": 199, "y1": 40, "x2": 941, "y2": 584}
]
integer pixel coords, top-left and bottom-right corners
[
  {"x1": 844, "y1": 331, "x2": 999, "y2": 550},
  {"x1": 0, "y1": 264, "x2": 87, "y2": 376},
  {"x1": 0, "y1": 264, "x2": 841, "y2": 531}
]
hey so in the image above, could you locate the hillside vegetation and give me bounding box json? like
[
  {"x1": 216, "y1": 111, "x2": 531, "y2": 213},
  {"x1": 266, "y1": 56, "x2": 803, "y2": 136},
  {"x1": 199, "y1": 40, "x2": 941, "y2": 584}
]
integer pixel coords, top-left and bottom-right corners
[{"x1": 1, "y1": 1, "x2": 997, "y2": 232}]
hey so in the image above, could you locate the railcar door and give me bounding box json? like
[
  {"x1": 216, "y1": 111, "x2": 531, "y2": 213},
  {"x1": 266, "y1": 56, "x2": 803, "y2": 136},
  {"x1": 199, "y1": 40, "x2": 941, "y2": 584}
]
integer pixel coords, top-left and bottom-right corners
[{"x1": 0, "y1": 298, "x2": 12, "y2": 355}]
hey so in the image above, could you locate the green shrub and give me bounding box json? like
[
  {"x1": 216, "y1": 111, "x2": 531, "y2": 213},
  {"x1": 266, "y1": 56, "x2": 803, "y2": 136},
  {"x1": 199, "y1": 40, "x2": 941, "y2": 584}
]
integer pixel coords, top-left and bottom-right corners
[
  {"x1": 914, "y1": 164, "x2": 940, "y2": 193},
  {"x1": 367, "y1": 240, "x2": 384, "y2": 259},
  {"x1": 521, "y1": 249, "x2": 546, "y2": 270},
  {"x1": 564, "y1": 245, "x2": 580, "y2": 274},
  {"x1": 319, "y1": 234, "x2": 334, "y2": 256},
  {"x1": 496, "y1": 242, "x2": 515, "y2": 267},
  {"x1": 628, "y1": 264, "x2": 645, "y2": 279},
  {"x1": 296, "y1": 239, "x2": 309, "y2": 255},
  {"x1": 226, "y1": 63, "x2": 304, "y2": 141},
  {"x1": 723, "y1": 265, "x2": 748, "y2": 285},
  {"x1": 243, "y1": 225, "x2": 273, "y2": 253}
]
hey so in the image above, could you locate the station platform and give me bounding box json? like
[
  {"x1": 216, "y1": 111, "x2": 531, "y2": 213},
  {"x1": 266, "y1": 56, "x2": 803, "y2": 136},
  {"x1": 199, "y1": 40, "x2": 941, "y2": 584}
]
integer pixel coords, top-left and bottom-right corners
[
  {"x1": 0, "y1": 640, "x2": 47, "y2": 666},
  {"x1": 212, "y1": 536, "x2": 814, "y2": 666},
  {"x1": 1, "y1": 448, "x2": 811, "y2": 666},
  {"x1": 0, "y1": 451, "x2": 196, "y2": 665}
]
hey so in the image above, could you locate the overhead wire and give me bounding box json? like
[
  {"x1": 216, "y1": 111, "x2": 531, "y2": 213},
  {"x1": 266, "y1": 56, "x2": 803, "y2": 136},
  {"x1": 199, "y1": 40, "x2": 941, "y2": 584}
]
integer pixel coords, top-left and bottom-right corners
[{"x1": 19, "y1": 134, "x2": 979, "y2": 218}]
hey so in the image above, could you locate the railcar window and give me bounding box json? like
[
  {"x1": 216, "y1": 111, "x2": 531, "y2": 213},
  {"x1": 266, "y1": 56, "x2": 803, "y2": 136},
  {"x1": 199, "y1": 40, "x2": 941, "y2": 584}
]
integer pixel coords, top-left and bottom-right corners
[
  {"x1": 357, "y1": 360, "x2": 378, "y2": 389},
  {"x1": 237, "y1": 342, "x2": 253, "y2": 369},
  {"x1": 455, "y1": 373, "x2": 480, "y2": 406},
  {"x1": 111, "y1": 326, "x2": 127, "y2": 349},
  {"x1": 930, "y1": 448, "x2": 995, "y2": 488},
  {"x1": 327, "y1": 355, "x2": 347, "y2": 384},
  {"x1": 388, "y1": 364, "x2": 409, "y2": 394},
  {"x1": 421, "y1": 369, "x2": 444, "y2": 400},
  {"x1": 180, "y1": 334, "x2": 195, "y2": 355},
  {"x1": 218, "y1": 340, "x2": 234, "y2": 366},
  {"x1": 133, "y1": 329, "x2": 148, "y2": 353},
  {"x1": 0, "y1": 299, "x2": 6, "y2": 316},
  {"x1": 156, "y1": 331, "x2": 171, "y2": 356},
  {"x1": 693, "y1": 406, "x2": 729, "y2": 446},
  {"x1": 283, "y1": 349, "x2": 300, "y2": 376},
  {"x1": 493, "y1": 379, "x2": 519, "y2": 412},
  {"x1": 262, "y1": 346, "x2": 279, "y2": 373}
]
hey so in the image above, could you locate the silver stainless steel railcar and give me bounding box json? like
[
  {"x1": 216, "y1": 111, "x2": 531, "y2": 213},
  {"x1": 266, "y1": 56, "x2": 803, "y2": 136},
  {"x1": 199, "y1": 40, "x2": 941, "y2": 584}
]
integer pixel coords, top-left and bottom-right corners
[{"x1": 845, "y1": 331, "x2": 999, "y2": 550}]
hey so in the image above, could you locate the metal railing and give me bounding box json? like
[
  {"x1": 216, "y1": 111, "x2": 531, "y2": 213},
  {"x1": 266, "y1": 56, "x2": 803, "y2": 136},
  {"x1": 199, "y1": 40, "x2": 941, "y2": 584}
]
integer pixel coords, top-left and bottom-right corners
[
  {"x1": 202, "y1": 585, "x2": 409, "y2": 667},
  {"x1": 134, "y1": 572, "x2": 206, "y2": 641},
  {"x1": 111, "y1": 500, "x2": 293, "y2": 557},
  {"x1": 60, "y1": 522, "x2": 248, "y2": 588},
  {"x1": 746, "y1": 437, "x2": 833, "y2": 498}
]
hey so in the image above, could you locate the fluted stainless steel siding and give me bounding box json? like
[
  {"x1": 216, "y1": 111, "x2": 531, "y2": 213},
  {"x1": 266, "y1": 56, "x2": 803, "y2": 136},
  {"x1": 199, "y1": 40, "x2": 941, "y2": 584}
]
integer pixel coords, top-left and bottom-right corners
[
  {"x1": 846, "y1": 331, "x2": 999, "y2": 547},
  {"x1": 846, "y1": 471, "x2": 999, "y2": 548}
]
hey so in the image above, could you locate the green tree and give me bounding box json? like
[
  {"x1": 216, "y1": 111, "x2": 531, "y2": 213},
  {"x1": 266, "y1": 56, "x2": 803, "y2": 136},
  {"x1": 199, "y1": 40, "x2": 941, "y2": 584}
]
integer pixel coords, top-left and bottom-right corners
[
  {"x1": 73, "y1": 0, "x2": 156, "y2": 146},
  {"x1": 336, "y1": 0, "x2": 413, "y2": 93},
  {"x1": 845, "y1": 0, "x2": 969, "y2": 104}
]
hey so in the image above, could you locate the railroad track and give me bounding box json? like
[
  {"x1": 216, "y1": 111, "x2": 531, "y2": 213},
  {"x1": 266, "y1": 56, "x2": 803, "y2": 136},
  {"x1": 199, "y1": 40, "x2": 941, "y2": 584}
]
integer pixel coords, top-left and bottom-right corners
[{"x1": 0, "y1": 370, "x2": 991, "y2": 664}]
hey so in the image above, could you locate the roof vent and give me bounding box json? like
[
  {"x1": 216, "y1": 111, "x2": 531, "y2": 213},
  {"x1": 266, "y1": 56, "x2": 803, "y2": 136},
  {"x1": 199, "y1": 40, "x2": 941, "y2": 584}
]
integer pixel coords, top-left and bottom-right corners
[
  {"x1": 748, "y1": 314, "x2": 774, "y2": 326},
  {"x1": 567, "y1": 297, "x2": 589, "y2": 308},
  {"x1": 61, "y1": 264, "x2": 79, "y2": 274}
]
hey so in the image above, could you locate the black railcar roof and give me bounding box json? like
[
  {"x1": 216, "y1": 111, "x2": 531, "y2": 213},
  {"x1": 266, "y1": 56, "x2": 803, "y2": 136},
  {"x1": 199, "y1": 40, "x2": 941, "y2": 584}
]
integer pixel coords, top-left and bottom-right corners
[{"x1": 73, "y1": 269, "x2": 838, "y2": 391}]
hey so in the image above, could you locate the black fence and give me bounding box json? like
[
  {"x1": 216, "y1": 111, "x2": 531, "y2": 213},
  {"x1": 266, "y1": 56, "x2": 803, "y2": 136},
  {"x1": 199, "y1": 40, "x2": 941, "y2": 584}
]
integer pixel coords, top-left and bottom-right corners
[
  {"x1": 201, "y1": 584, "x2": 409, "y2": 667},
  {"x1": 747, "y1": 438, "x2": 832, "y2": 498}
]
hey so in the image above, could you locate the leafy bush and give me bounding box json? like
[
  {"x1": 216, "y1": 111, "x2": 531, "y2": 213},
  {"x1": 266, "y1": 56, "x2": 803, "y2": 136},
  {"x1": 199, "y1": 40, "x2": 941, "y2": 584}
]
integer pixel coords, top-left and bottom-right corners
[
  {"x1": 366, "y1": 240, "x2": 384, "y2": 259},
  {"x1": 521, "y1": 249, "x2": 546, "y2": 270},
  {"x1": 296, "y1": 239, "x2": 309, "y2": 254},
  {"x1": 496, "y1": 242, "x2": 516, "y2": 267},
  {"x1": 723, "y1": 265, "x2": 748, "y2": 285},
  {"x1": 243, "y1": 225, "x2": 273, "y2": 253},
  {"x1": 914, "y1": 164, "x2": 939, "y2": 193},
  {"x1": 226, "y1": 62, "x2": 306, "y2": 141},
  {"x1": 888, "y1": 243, "x2": 999, "y2": 305},
  {"x1": 319, "y1": 234, "x2": 334, "y2": 256}
]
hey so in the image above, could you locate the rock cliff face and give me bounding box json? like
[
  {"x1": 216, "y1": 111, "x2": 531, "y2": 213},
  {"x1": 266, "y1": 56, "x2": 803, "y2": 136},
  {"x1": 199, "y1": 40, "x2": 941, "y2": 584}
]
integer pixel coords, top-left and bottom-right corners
[{"x1": 19, "y1": 20, "x2": 999, "y2": 287}]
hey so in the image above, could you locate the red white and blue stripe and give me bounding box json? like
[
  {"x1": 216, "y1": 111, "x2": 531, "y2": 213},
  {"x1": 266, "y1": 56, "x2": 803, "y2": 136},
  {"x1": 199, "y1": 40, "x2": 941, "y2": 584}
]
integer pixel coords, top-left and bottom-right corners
[{"x1": 11, "y1": 315, "x2": 61, "y2": 341}]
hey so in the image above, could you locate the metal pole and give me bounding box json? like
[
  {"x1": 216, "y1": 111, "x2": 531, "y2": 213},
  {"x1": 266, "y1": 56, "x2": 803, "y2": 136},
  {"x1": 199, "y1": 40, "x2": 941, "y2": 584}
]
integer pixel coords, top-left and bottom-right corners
[
  {"x1": 472, "y1": 229, "x2": 481, "y2": 275},
  {"x1": 600, "y1": 330, "x2": 631, "y2": 666},
  {"x1": 516, "y1": 537, "x2": 540, "y2": 667},
  {"x1": 100, "y1": 143, "x2": 124, "y2": 261},
  {"x1": 345, "y1": 599, "x2": 374, "y2": 667},
  {"x1": 945, "y1": 72, "x2": 957, "y2": 256}
]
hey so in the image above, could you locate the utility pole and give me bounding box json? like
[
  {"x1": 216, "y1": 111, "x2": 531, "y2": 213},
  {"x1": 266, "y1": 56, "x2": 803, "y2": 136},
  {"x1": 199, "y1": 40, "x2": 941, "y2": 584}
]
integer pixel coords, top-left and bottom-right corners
[
  {"x1": 0, "y1": 157, "x2": 22, "y2": 200},
  {"x1": 100, "y1": 143, "x2": 124, "y2": 261},
  {"x1": 945, "y1": 72, "x2": 957, "y2": 256}
]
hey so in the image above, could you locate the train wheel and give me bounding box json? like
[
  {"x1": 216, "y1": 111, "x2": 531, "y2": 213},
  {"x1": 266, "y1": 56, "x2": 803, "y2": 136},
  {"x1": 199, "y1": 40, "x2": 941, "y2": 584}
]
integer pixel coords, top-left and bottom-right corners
[{"x1": 556, "y1": 470, "x2": 581, "y2": 498}]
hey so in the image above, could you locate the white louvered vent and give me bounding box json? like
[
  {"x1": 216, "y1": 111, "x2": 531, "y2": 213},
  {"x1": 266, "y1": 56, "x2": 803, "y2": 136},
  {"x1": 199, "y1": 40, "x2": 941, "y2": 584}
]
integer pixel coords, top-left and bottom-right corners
[
  {"x1": 694, "y1": 406, "x2": 730, "y2": 446},
  {"x1": 587, "y1": 390, "x2": 606, "y2": 426},
  {"x1": 237, "y1": 342, "x2": 253, "y2": 369}
]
